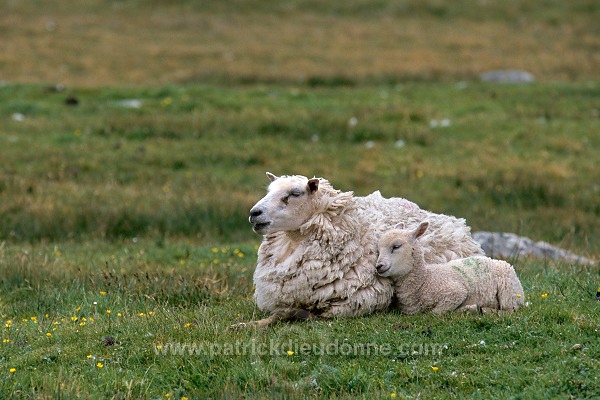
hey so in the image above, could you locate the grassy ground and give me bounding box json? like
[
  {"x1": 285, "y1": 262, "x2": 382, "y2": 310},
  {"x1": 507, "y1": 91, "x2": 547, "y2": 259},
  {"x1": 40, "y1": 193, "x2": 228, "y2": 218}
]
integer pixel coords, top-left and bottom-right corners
[
  {"x1": 1, "y1": 240, "x2": 598, "y2": 398},
  {"x1": 1, "y1": 0, "x2": 599, "y2": 398}
]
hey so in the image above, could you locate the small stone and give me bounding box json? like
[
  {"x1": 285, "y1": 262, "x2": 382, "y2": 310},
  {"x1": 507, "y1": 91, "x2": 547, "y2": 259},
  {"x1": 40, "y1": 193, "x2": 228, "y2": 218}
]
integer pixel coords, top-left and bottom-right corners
[{"x1": 480, "y1": 69, "x2": 535, "y2": 84}]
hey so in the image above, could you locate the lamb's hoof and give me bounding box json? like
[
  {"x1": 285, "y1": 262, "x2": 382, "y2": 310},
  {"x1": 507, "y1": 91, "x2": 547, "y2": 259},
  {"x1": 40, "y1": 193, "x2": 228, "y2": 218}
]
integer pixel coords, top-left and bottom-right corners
[
  {"x1": 481, "y1": 307, "x2": 498, "y2": 315},
  {"x1": 462, "y1": 305, "x2": 480, "y2": 314}
]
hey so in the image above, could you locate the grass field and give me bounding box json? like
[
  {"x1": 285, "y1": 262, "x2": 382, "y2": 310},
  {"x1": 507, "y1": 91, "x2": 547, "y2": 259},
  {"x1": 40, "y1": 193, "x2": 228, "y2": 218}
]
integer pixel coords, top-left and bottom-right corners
[{"x1": 1, "y1": 0, "x2": 599, "y2": 398}]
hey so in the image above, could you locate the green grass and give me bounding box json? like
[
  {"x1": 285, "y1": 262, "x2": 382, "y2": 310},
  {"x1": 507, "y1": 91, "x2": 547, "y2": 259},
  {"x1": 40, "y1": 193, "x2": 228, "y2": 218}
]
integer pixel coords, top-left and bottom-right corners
[
  {"x1": 1, "y1": 241, "x2": 598, "y2": 398},
  {"x1": 1, "y1": 0, "x2": 600, "y2": 398},
  {"x1": 1, "y1": 82, "x2": 598, "y2": 252}
]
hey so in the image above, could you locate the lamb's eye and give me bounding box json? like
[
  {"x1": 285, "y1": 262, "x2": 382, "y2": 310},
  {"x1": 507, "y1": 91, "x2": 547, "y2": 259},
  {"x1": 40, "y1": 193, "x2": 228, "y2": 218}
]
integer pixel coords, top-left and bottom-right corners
[{"x1": 391, "y1": 244, "x2": 402, "y2": 252}]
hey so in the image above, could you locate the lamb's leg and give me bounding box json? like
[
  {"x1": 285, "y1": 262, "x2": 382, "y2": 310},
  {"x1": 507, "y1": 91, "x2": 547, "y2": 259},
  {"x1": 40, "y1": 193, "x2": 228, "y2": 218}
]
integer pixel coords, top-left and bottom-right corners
[
  {"x1": 431, "y1": 286, "x2": 469, "y2": 314},
  {"x1": 456, "y1": 304, "x2": 480, "y2": 314},
  {"x1": 229, "y1": 309, "x2": 316, "y2": 329},
  {"x1": 496, "y1": 269, "x2": 525, "y2": 311}
]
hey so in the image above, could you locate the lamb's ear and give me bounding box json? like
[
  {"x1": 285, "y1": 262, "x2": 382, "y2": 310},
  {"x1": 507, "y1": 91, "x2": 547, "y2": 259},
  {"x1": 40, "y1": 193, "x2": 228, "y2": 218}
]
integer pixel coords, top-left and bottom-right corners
[
  {"x1": 266, "y1": 172, "x2": 278, "y2": 182},
  {"x1": 307, "y1": 178, "x2": 319, "y2": 193},
  {"x1": 413, "y1": 222, "x2": 429, "y2": 239},
  {"x1": 394, "y1": 222, "x2": 405, "y2": 230}
]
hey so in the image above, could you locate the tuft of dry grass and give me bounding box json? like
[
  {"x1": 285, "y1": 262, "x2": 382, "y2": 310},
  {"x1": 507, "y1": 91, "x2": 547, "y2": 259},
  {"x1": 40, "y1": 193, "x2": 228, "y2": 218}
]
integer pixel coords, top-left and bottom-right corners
[{"x1": 0, "y1": 0, "x2": 598, "y2": 87}]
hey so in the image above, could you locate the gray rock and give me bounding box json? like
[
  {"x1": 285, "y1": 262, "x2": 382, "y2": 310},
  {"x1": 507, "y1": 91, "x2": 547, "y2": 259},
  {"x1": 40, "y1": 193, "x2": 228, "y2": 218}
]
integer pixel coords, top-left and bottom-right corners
[
  {"x1": 473, "y1": 231, "x2": 595, "y2": 265},
  {"x1": 480, "y1": 69, "x2": 535, "y2": 84}
]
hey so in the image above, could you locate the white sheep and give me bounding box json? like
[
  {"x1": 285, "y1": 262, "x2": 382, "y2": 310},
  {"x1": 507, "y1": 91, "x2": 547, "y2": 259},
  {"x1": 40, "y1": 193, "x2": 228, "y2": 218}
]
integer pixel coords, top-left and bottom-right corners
[
  {"x1": 376, "y1": 221, "x2": 525, "y2": 314},
  {"x1": 239, "y1": 173, "x2": 485, "y2": 327}
]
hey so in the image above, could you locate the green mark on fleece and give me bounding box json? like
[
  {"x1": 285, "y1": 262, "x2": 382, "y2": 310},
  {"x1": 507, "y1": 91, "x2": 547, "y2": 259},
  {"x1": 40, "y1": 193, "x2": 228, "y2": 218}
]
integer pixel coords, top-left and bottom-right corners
[{"x1": 450, "y1": 258, "x2": 489, "y2": 289}]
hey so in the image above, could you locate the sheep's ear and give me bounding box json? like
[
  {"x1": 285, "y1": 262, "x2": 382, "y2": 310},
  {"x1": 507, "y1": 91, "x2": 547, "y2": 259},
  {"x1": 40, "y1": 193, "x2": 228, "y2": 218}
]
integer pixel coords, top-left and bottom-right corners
[
  {"x1": 394, "y1": 222, "x2": 405, "y2": 230},
  {"x1": 266, "y1": 172, "x2": 278, "y2": 182},
  {"x1": 307, "y1": 178, "x2": 319, "y2": 193},
  {"x1": 413, "y1": 222, "x2": 429, "y2": 239}
]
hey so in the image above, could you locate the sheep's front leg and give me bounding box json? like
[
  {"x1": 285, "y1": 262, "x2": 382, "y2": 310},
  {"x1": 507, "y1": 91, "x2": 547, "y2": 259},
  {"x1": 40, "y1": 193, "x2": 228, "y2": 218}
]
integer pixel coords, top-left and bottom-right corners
[{"x1": 229, "y1": 309, "x2": 316, "y2": 330}]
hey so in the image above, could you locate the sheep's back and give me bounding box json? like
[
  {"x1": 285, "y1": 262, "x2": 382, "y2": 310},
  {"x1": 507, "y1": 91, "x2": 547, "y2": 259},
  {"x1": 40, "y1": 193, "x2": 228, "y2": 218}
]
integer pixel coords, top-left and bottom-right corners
[{"x1": 356, "y1": 191, "x2": 484, "y2": 263}]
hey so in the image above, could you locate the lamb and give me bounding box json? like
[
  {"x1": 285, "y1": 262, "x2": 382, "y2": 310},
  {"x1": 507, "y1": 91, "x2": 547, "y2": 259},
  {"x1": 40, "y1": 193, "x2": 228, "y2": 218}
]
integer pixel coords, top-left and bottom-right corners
[
  {"x1": 376, "y1": 221, "x2": 525, "y2": 314},
  {"x1": 237, "y1": 173, "x2": 485, "y2": 327}
]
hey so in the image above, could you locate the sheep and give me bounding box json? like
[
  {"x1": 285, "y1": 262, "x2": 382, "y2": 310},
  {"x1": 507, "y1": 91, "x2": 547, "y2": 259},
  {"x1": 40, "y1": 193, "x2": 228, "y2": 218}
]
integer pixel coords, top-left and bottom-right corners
[
  {"x1": 376, "y1": 221, "x2": 525, "y2": 314},
  {"x1": 238, "y1": 173, "x2": 485, "y2": 327}
]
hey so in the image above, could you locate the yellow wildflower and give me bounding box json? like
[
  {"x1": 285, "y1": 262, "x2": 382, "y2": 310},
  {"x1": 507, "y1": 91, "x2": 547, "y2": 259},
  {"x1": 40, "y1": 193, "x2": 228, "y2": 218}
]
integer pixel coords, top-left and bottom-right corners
[
  {"x1": 96, "y1": 362, "x2": 103, "y2": 368},
  {"x1": 87, "y1": 354, "x2": 93, "y2": 359},
  {"x1": 99, "y1": 291, "x2": 107, "y2": 295},
  {"x1": 286, "y1": 350, "x2": 294, "y2": 356},
  {"x1": 391, "y1": 394, "x2": 397, "y2": 399},
  {"x1": 541, "y1": 293, "x2": 548, "y2": 298},
  {"x1": 10, "y1": 368, "x2": 16, "y2": 373},
  {"x1": 432, "y1": 366, "x2": 439, "y2": 371},
  {"x1": 211, "y1": 247, "x2": 219, "y2": 253},
  {"x1": 117, "y1": 312, "x2": 122, "y2": 317},
  {"x1": 46, "y1": 333, "x2": 52, "y2": 337},
  {"x1": 106, "y1": 310, "x2": 111, "y2": 315}
]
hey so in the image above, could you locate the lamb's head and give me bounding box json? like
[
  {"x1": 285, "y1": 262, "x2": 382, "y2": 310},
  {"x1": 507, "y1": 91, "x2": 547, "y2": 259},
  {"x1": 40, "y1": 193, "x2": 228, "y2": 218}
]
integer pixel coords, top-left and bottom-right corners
[
  {"x1": 376, "y1": 222, "x2": 429, "y2": 278},
  {"x1": 249, "y1": 172, "x2": 320, "y2": 235}
]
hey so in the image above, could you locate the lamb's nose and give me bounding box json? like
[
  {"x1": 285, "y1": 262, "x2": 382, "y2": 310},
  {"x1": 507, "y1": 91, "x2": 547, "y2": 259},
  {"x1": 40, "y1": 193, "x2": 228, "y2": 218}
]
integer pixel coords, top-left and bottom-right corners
[{"x1": 376, "y1": 263, "x2": 384, "y2": 271}]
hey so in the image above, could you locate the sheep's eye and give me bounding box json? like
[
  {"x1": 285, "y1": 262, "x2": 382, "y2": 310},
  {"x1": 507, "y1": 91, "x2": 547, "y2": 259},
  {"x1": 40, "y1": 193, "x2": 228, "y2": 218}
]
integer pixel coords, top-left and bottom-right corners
[
  {"x1": 283, "y1": 191, "x2": 303, "y2": 203},
  {"x1": 391, "y1": 244, "x2": 402, "y2": 252}
]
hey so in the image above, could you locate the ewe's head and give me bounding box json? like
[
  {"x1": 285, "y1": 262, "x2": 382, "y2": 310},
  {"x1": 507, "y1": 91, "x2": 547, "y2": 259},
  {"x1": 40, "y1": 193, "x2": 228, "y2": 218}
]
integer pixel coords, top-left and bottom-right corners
[
  {"x1": 376, "y1": 222, "x2": 429, "y2": 278},
  {"x1": 249, "y1": 172, "x2": 320, "y2": 235}
]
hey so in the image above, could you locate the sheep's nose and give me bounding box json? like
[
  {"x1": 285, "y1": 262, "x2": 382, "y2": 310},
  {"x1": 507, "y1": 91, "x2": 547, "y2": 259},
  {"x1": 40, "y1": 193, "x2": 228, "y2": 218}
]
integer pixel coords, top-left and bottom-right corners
[
  {"x1": 376, "y1": 263, "x2": 384, "y2": 271},
  {"x1": 249, "y1": 208, "x2": 263, "y2": 223}
]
